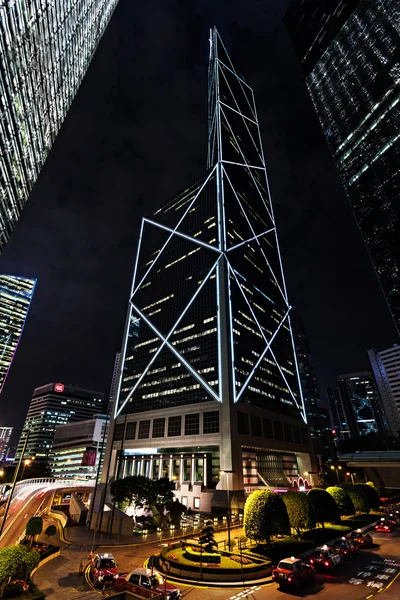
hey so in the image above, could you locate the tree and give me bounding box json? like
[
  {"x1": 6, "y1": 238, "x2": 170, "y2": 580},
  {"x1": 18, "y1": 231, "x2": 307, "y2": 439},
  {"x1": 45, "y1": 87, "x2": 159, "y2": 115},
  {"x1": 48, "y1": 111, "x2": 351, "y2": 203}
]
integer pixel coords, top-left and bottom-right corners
[
  {"x1": 110, "y1": 475, "x2": 176, "y2": 524},
  {"x1": 25, "y1": 517, "x2": 43, "y2": 544},
  {"x1": 307, "y1": 488, "x2": 340, "y2": 528},
  {"x1": 282, "y1": 491, "x2": 316, "y2": 538},
  {"x1": 199, "y1": 519, "x2": 218, "y2": 552},
  {"x1": 0, "y1": 546, "x2": 40, "y2": 597},
  {"x1": 340, "y1": 484, "x2": 370, "y2": 514},
  {"x1": 244, "y1": 490, "x2": 290, "y2": 547},
  {"x1": 44, "y1": 525, "x2": 57, "y2": 539},
  {"x1": 358, "y1": 484, "x2": 380, "y2": 510},
  {"x1": 165, "y1": 499, "x2": 186, "y2": 527},
  {"x1": 326, "y1": 486, "x2": 355, "y2": 516}
]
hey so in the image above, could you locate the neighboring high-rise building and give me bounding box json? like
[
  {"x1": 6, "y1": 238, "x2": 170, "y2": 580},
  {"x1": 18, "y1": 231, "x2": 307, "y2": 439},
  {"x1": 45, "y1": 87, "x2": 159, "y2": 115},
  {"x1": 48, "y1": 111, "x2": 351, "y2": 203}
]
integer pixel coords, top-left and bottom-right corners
[
  {"x1": 328, "y1": 372, "x2": 386, "y2": 439},
  {"x1": 369, "y1": 345, "x2": 400, "y2": 435},
  {"x1": 16, "y1": 383, "x2": 104, "y2": 465},
  {"x1": 0, "y1": 1, "x2": 119, "y2": 252},
  {"x1": 284, "y1": 0, "x2": 400, "y2": 335},
  {"x1": 102, "y1": 29, "x2": 315, "y2": 513},
  {"x1": 50, "y1": 415, "x2": 109, "y2": 480},
  {"x1": 291, "y1": 312, "x2": 323, "y2": 437},
  {"x1": 0, "y1": 275, "x2": 36, "y2": 392},
  {"x1": 0, "y1": 426, "x2": 12, "y2": 461}
]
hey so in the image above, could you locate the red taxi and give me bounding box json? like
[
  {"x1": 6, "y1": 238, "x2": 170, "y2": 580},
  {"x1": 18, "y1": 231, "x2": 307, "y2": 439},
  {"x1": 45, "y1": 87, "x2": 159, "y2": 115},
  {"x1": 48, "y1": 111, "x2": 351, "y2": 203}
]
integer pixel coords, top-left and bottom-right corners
[{"x1": 272, "y1": 557, "x2": 315, "y2": 588}]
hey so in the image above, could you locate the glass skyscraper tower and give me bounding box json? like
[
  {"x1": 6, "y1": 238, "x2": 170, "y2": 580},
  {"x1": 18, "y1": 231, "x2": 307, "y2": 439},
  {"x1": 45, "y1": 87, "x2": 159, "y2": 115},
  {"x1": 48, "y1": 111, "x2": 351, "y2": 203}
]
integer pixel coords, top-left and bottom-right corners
[
  {"x1": 285, "y1": 0, "x2": 400, "y2": 335},
  {"x1": 103, "y1": 29, "x2": 314, "y2": 515},
  {"x1": 0, "y1": 274, "x2": 36, "y2": 392},
  {"x1": 0, "y1": 0, "x2": 118, "y2": 251}
]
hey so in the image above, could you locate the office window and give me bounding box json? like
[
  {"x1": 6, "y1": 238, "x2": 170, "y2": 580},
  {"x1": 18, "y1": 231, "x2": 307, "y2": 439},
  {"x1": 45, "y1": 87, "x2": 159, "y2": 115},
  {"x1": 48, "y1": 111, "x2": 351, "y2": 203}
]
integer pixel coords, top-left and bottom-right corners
[
  {"x1": 284, "y1": 423, "x2": 293, "y2": 443},
  {"x1": 152, "y1": 418, "x2": 165, "y2": 438},
  {"x1": 301, "y1": 428, "x2": 309, "y2": 446},
  {"x1": 237, "y1": 412, "x2": 249, "y2": 435},
  {"x1": 251, "y1": 415, "x2": 262, "y2": 437},
  {"x1": 274, "y1": 421, "x2": 283, "y2": 441},
  {"x1": 138, "y1": 420, "x2": 150, "y2": 439},
  {"x1": 114, "y1": 423, "x2": 125, "y2": 441},
  {"x1": 263, "y1": 418, "x2": 273, "y2": 438},
  {"x1": 194, "y1": 497, "x2": 200, "y2": 509},
  {"x1": 125, "y1": 422, "x2": 137, "y2": 440},
  {"x1": 185, "y1": 413, "x2": 200, "y2": 435},
  {"x1": 181, "y1": 496, "x2": 188, "y2": 506},
  {"x1": 168, "y1": 415, "x2": 182, "y2": 437},
  {"x1": 293, "y1": 426, "x2": 301, "y2": 444},
  {"x1": 203, "y1": 411, "x2": 220, "y2": 434}
]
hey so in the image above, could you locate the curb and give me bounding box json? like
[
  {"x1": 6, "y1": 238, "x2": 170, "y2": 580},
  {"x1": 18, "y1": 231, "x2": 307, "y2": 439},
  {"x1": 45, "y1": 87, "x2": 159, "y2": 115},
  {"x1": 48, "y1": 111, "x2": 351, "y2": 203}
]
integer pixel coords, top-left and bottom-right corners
[{"x1": 31, "y1": 550, "x2": 61, "y2": 581}]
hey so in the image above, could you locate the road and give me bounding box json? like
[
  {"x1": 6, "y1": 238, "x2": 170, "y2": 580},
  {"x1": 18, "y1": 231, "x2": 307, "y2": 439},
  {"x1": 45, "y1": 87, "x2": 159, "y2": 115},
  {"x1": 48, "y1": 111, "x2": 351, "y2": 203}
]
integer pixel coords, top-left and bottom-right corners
[
  {"x1": 0, "y1": 481, "x2": 93, "y2": 547},
  {"x1": 88, "y1": 527, "x2": 400, "y2": 600}
]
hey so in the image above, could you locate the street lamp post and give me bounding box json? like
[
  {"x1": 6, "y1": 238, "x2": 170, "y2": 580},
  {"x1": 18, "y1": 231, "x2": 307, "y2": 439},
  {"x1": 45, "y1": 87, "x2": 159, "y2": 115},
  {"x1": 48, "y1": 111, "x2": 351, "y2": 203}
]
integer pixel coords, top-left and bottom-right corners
[
  {"x1": 330, "y1": 464, "x2": 342, "y2": 485},
  {"x1": 220, "y1": 470, "x2": 234, "y2": 551},
  {"x1": 346, "y1": 472, "x2": 355, "y2": 484},
  {"x1": 0, "y1": 430, "x2": 30, "y2": 539}
]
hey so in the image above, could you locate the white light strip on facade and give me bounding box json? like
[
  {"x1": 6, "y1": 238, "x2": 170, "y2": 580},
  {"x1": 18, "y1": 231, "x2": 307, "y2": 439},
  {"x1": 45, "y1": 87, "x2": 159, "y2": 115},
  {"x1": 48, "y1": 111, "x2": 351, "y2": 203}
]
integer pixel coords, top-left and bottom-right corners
[
  {"x1": 222, "y1": 165, "x2": 287, "y2": 305},
  {"x1": 220, "y1": 105, "x2": 263, "y2": 170},
  {"x1": 117, "y1": 257, "x2": 221, "y2": 416},
  {"x1": 143, "y1": 218, "x2": 221, "y2": 254},
  {"x1": 267, "y1": 344, "x2": 305, "y2": 419},
  {"x1": 227, "y1": 228, "x2": 275, "y2": 252},
  {"x1": 236, "y1": 306, "x2": 291, "y2": 402},
  {"x1": 132, "y1": 165, "x2": 217, "y2": 297},
  {"x1": 219, "y1": 101, "x2": 258, "y2": 126},
  {"x1": 221, "y1": 159, "x2": 265, "y2": 171},
  {"x1": 130, "y1": 304, "x2": 220, "y2": 403},
  {"x1": 228, "y1": 262, "x2": 268, "y2": 343}
]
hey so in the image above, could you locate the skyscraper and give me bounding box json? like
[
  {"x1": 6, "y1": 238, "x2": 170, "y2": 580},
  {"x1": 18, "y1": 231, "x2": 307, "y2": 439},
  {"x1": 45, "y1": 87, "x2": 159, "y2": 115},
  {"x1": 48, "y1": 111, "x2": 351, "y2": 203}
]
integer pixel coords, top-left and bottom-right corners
[
  {"x1": 0, "y1": 0, "x2": 118, "y2": 251},
  {"x1": 103, "y1": 29, "x2": 315, "y2": 512},
  {"x1": 0, "y1": 275, "x2": 36, "y2": 392},
  {"x1": 0, "y1": 426, "x2": 12, "y2": 461},
  {"x1": 327, "y1": 372, "x2": 387, "y2": 439},
  {"x1": 16, "y1": 383, "x2": 104, "y2": 465},
  {"x1": 284, "y1": 0, "x2": 400, "y2": 335},
  {"x1": 368, "y1": 345, "x2": 400, "y2": 435}
]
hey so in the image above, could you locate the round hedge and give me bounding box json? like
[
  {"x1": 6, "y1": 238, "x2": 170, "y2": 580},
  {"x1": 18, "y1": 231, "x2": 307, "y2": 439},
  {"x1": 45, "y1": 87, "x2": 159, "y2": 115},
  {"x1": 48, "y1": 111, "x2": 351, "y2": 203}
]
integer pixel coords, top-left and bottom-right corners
[
  {"x1": 340, "y1": 483, "x2": 370, "y2": 514},
  {"x1": 307, "y1": 487, "x2": 340, "y2": 526},
  {"x1": 244, "y1": 490, "x2": 290, "y2": 543},
  {"x1": 326, "y1": 486, "x2": 355, "y2": 516},
  {"x1": 358, "y1": 483, "x2": 380, "y2": 509},
  {"x1": 282, "y1": 491, "x2": 316, "y2": 535}
]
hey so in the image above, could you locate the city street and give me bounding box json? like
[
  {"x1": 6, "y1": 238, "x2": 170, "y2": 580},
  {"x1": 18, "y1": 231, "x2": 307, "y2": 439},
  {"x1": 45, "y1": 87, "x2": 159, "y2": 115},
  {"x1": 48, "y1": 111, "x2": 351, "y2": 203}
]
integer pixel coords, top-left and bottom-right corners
[{"x1": 73, "y1": 527, "x2": 400, "y2": 600}]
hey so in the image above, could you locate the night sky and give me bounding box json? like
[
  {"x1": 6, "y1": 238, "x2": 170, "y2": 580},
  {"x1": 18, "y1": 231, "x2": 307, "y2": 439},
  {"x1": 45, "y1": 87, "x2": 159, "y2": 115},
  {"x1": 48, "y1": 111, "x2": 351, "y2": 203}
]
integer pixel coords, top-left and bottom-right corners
[{"x1": 0, "y1": 0, "x2": 397, "y2": 435}]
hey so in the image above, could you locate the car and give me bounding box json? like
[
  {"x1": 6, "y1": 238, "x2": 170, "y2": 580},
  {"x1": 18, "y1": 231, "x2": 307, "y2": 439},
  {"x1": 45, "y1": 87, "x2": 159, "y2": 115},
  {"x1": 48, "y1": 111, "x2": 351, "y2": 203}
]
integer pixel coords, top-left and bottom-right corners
[
  {"x1": 272, "y1": 557, "x2": 315, "y2": 588},
  {"x1": 309, "y1": 545, "x2": 342, "y2": 571},
  {"x1": 385, "y1": 515, "x2": 399, "y2": 526},
  {"x1": 331, "y1": 537, "x2": 360, "y2": 559},
  {"x1": 375, "y1": 521, "x2": 393, "y2": 532},
  {"x1": 349, "y1": 530, "x2": 373, "y2": 547},
  {"x1": 115, "y1": 568, "x2": 181, "y2": 599},
  {"x1": 91, "y1": 553, "x2": 119, "y2": 588}
]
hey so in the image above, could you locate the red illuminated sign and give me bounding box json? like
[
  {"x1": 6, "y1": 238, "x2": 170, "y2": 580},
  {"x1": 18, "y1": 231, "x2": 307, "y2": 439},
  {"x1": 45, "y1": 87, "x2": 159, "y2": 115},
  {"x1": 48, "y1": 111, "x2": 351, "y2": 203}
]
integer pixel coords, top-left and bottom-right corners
[{"x1": 54, "y1": 383, "x2": 65, "y2": 393}]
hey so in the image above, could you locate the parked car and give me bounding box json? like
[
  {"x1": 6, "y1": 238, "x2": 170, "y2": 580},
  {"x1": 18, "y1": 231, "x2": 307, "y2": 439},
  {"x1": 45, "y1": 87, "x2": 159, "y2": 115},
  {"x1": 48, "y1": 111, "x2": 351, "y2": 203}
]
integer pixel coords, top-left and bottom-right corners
[
  {"x1": 91, "y1": 553, "x2": 119, "y2": 588},
  {"x1": 331, "y1": 537, "x2": 360, "y2": 559},
  {"x1": 115, "y1": 568, "x2": 181, "y2": 599},
  {"x1": 385, "y1": 515, "x2": 399, "y2": 527},
  {"x1": 375, "y1": 521, "x2": 393, "y2": 533},
  {"x1": 309, "y1": 546, "x2": 342, "y2": 571},
  {"x1": 349, "y1": 530, "x2": 373, "y2": 548},
  {"x1": 272, "y1": 557, "x2": 315, "y2": 588}
]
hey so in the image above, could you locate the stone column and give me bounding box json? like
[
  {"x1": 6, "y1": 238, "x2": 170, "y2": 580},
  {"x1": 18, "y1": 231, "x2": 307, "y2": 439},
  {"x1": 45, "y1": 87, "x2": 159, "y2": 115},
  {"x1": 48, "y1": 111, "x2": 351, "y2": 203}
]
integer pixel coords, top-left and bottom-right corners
[{"x1": 191, "y1": 455, "x2": 195, "y2": 485}]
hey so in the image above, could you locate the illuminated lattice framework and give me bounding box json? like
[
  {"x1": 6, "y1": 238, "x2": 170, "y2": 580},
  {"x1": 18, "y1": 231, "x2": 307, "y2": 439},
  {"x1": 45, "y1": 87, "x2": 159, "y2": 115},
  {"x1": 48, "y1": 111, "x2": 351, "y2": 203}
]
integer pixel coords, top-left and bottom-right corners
[
  {"x1": 0, "y1": 0, "x2": 118, "y2": 251},
  {"x1": 116, "y1": 28, "x2": 306, "y2": 423}
]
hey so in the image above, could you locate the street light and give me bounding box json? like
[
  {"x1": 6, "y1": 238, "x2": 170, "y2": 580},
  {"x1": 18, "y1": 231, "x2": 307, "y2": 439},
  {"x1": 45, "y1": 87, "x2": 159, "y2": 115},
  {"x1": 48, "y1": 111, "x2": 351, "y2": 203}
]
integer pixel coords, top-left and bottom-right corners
[
  {"x1": 346, "y1": 472, "x2": 355, "y2": 484},
  {"x1": 220, "y1": 470, "x2": 234, "y2": 551},
  {"x1": 330, "y1": 465, "x2": 342, "y2": 485}
]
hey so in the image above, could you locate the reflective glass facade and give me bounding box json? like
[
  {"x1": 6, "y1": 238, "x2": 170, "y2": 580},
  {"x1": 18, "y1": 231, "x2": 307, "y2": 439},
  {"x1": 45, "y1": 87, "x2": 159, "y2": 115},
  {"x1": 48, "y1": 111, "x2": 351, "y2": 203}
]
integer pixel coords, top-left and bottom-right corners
[
  {"x1": 0, "y1": 274, "x2": 36, "y2": 392},
  {"x1": 285, "y1": 0, "x2": 400, "y2": 335},
  {"x1": 0, "y1": 0, "x2": 118, "y2": 251},
  {"x1": 116, "y1": 29, "x2": 306, "y2": 423}
]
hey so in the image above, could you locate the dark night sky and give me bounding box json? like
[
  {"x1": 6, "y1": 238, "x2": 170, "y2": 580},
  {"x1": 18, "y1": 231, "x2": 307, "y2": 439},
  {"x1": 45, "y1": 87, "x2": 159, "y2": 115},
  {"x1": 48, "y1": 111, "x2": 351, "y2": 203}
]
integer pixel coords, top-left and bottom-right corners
[{"x1": 0, "y1": 0, "x2": 397, "y2": 435}]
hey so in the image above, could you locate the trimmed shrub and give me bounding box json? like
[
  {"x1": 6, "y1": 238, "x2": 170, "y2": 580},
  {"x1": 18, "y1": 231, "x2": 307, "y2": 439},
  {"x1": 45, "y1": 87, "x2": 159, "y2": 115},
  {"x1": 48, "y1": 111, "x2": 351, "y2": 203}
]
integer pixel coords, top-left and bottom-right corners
[
  {"x1": 183, "y1": 547, "x2": 221, "y2": 564},
  {"x1": 358, "y1": 483, "x2": 380, "y2": 510},
  {"x1": 307, "y1": 488, "x2": 340, "y2": 527},
  {"x1": 326, "y1": 486, "x2": 355, "y2": 516},
  {"x1": 282, "y1": 491, "x2": 316, "y2": 538},
  {"x1": 340, "y1": 484, "x2": 370, "y2": 514},
  {"x1": 244, "y1": 490, "x2": 290, "y2": 544}
]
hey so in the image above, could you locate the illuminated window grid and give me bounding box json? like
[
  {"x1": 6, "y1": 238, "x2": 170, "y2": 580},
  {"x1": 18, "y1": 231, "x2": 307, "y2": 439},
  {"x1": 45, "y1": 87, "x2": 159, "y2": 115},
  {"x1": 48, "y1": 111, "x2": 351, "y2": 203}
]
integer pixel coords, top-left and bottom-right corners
[{"x1": 185, "y1": 413, "x2": 200, "y2": 435}]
